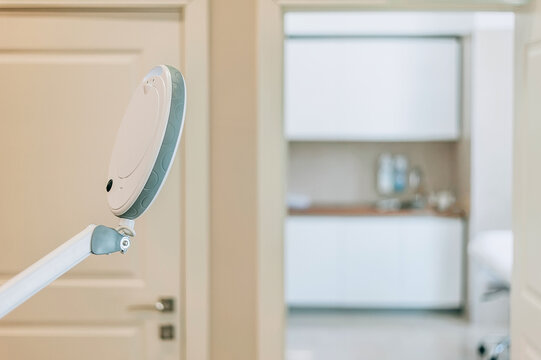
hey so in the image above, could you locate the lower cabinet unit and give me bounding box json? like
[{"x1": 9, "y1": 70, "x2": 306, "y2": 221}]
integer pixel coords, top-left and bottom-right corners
[{"x1": 285, "y1": 216, "x2": 464, "y2": 309}]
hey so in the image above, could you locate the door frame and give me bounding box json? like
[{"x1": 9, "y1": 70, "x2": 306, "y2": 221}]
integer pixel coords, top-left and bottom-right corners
[
  {"x1": 257, "y1": 1, "x2": 523, "y2": 360},
  {"x1": 0, "y1": 1, "x2": 210, "y2": 360},
  {"x1": 0, "y1": 0, "x2": 527, "y2": 360}
]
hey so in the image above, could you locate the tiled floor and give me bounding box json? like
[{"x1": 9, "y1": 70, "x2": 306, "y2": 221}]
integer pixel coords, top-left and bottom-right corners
[{"x1": 287, "y1": 310, "x2": 508, "y2": 360}]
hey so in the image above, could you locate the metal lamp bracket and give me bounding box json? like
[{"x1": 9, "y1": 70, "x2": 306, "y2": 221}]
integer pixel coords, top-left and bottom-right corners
[{"x1": 90, "y1": 225, "x2": 131, "y2": 255}]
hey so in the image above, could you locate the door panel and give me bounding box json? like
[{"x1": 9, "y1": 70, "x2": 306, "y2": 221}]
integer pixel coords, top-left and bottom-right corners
[
  {"x1": 513, "y1": 2, "x2": 541, "y2": 358},
  {"x1": 0, "y1": 326, "x2": 144, "y2": 359},
  {"x1": 0, "y1": 11, "x2": 183, "y2": 359}
]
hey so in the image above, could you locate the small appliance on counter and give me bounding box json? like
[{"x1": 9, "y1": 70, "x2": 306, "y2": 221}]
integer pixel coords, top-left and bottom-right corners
[
  {"x1": 429, "y1": 190, "x2": 457, "y2": 212},
  {"x1": 375, "y1": 153, "x2": 459, "y2": 214}
]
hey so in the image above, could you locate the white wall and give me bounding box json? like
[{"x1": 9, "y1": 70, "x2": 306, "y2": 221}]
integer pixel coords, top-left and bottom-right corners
[
  {"x1": 468, "y1": 12, "x2": 514, "y2": 325},
  {"x1": 285, "y1": 12, "x2": 475, "y2": 36},
  {"x1": 470, "y1": 14, "x2": 514, "y2": 236}
]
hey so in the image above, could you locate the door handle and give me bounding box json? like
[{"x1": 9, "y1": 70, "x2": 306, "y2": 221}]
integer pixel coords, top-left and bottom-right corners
[{"x1": 128, "y1": 297, "x2": 174, "y2": 313}]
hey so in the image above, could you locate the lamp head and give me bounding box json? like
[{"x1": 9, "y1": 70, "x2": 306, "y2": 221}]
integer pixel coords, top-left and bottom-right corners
[{"x1": 106, "y1": 65, "x2": 186, "y2": 220}]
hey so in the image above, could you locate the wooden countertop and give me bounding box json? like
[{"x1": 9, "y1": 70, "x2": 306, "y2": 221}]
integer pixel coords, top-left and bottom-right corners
[{"x1": 288, "y1": 205, "x2": 465, "y2": 218}]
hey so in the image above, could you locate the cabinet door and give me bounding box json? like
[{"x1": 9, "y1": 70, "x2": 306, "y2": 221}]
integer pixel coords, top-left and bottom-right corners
[
  {"x1": 397, "y1": 217, "x2": 464, "y2": 307},
  {"x1": 285, "y1": 216, "x2": 464, "y2": 308},
  {"x1": 285, "y1": 38, "x2": 460, "y2": 141},
  {"x1": 342, "y1": 217, "x2": 403, "y2": 307},
  {"x1": 344, "y1": 217, "x2": 464, "y2": 308},
  {"x1": 285, "y1": 217, "x2": 344, "y2": 306}
]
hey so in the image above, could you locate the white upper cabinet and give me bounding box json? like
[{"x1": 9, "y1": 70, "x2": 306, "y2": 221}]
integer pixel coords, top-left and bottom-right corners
[{"x1": 284, "y1": 37, "x2": 461, "y2": 141}]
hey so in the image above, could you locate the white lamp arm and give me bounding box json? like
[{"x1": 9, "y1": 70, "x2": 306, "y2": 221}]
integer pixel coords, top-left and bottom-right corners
[{"x1": 0, "y1": 224, "x2": 131, "y2": 319}]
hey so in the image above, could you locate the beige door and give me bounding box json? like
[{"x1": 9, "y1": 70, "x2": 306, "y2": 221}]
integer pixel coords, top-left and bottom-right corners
[
  {"x1": 0, "y1": 10, "x2": 183, "y2": 360},
  {"x1": 513, "y1": 1, "x2": 541, "y2": 358}
]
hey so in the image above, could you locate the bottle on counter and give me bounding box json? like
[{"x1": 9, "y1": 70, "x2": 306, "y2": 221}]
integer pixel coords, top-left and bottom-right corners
[
  {"x1": 377, "y1": 153, "x2": 394, "y2": 196},
  {"x1": 393, "y1": 154, "x2": 408, "y2": 193}
]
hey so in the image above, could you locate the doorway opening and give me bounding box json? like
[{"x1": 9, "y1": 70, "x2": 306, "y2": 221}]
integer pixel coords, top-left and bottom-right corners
[{"x1": 283, "y1": 11, "x2": 514, "y2": 360}]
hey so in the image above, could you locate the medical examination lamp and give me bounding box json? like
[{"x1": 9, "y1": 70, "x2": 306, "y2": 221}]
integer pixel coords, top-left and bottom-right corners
[{"x1": 0, "y1": 65, "x2": 186, "y2": 318}]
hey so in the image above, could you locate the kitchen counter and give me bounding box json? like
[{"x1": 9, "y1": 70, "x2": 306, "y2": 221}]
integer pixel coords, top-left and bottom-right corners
[{"x1": 288, "y1": 205, "x2": 465, "y2": 219}]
